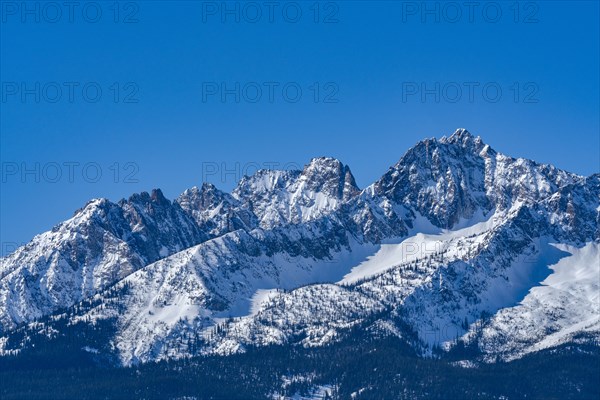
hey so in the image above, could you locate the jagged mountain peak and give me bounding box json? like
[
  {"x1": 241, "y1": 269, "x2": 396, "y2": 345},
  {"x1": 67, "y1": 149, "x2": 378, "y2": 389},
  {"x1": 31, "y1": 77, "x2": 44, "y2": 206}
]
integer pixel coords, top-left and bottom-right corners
[
  {"x1": 402, "y1": 128, "x2": 488, "y2": 162},
  {"x1": 303, "y1": 156, "x2": 350, "y2": 174},
  {"x1": 150, "y1": 188, "x2": 168, "y2": 203},
  {"x1": 120, "y1": 188, "x2": 170, "y2": 207},
  {"x1": 234, "y1": 168, "x2": 300, "y2": 194},
  {"x1": 371, "y1": 129, "x2": 491, "y2": 228},
  {"x1": 178, "y1": 183, "x2": 232, "y2": 209},
  {"x1": 181, "y1": 182, "x2": 219, "y2": 195},
  {"x1": 232, "y1": 156, "x2": 357, "y2": 196},
  {"x1": 199, "y1": 182, "x2": 219, "y2": 192},
  {"x1": 225, "y1": 157, "x2": 361, "y2": 229},
  {"x1": 372, "y1": 129, "x2": 578, "y2": 229},
  {"x1": 441, "y1": 128, "x2": 488, "y2": 154},
  {"x1": 442, "y1": 127, "x2": 475, "y2": 141},
  {"x1": 174, "y1": 157, "x2": 361, "y2": 235},
  {"x1": 300, "y1": 156, "x2": 360, "y2": 201},
  {"x1": 72, "y1": 197, "x2": 111, "y2": 216}
]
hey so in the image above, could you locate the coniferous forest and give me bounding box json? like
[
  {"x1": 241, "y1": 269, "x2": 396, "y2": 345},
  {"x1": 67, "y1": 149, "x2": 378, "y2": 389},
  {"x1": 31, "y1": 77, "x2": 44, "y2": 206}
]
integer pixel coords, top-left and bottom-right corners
[{"x1": 1, "y1": 323, "x2": 598, "y2": 400}]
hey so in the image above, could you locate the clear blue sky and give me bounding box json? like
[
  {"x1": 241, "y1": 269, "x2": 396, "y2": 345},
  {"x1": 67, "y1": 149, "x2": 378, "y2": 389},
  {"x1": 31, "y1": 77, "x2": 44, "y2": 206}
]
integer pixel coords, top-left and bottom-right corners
[{"x1": 1, "y1": 1, "x2": 599, "y2": 254}]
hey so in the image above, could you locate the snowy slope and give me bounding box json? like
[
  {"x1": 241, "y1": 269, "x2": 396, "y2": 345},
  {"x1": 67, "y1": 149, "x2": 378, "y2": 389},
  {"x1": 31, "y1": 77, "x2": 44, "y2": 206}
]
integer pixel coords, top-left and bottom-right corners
[
  {"x1": 64, "y1": 225, "x2": 369, "y2": 365},
  {"x1": 472, "y1": 241, "x2": 600, "y2": 361}
]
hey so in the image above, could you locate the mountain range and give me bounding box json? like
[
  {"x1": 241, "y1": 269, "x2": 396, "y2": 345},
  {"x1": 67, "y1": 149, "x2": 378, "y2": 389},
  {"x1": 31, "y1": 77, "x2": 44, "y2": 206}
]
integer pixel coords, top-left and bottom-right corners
[{"x1": 1, "y1": 128, "x2": 598, "y2": 372}]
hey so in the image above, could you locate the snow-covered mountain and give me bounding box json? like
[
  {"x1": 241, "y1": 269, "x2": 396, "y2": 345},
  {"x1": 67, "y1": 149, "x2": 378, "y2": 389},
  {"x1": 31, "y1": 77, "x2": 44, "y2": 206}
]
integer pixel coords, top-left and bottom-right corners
[
  {"x1": 176, "y1": 157, "x2": 360, "y2": 233},
  {"x1": 0, "y1": 189, "x2": 208, "y2": 332},
  {"x1": 0, "y1": 158, "x2": 358, "y2": 333},
  {"x1": 1, "y1": 129, "x2": 597, "y2": 367}
]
